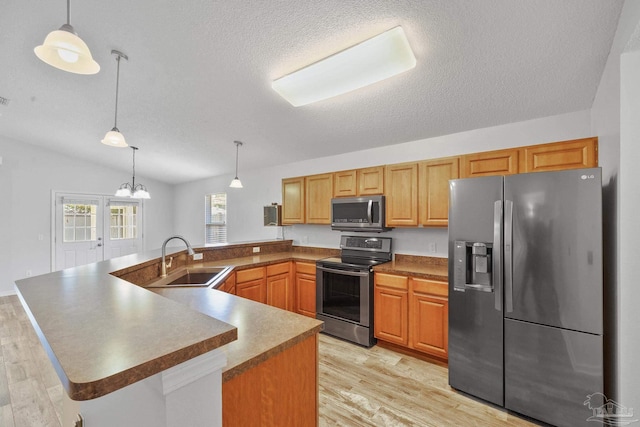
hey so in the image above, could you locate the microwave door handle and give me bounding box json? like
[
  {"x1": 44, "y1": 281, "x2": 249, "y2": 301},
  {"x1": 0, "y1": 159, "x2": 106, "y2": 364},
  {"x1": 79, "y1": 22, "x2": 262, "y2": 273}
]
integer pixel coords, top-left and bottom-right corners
[{"x1": 367, "y1": 199, "x2": 373, "y2": 224}]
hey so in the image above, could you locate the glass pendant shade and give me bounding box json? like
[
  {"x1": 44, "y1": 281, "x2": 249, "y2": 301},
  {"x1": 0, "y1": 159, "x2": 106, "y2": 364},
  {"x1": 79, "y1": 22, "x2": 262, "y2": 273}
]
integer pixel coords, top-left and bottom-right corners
[
  {"x1": 101, "y1": 128, "x2": 128, "y2": 148},
  {"x1": 229, "y1": 141, "x2": 244, "y2": 189},
  {"x1": 132, "y1": 185, "x2": 150, "y2": 199},
  {"x1": 115, "y1": 183, "x2": 132, "y2": 197},
  {"x1": 35, "y1": 18, "x2": 99, "y2": 75},
  {"x1": 115, "y1": 146, "x2": 150, "y2": 199}
]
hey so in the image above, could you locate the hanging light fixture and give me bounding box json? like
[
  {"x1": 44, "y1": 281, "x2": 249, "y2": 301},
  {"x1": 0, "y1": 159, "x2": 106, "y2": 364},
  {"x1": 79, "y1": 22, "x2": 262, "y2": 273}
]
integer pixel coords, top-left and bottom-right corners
[
  {"x1": 34, "y1": 0, "x2": 100, "y2": 75},
  {"x1": 101, "y1": 50, "x2": 129, "y2": 148},
  {"x1": 115, "y1": 146, "x2": 150, "y2": 199},
  {"x1": 229, "y1": 141, "x2": 244, "y2": 188}
]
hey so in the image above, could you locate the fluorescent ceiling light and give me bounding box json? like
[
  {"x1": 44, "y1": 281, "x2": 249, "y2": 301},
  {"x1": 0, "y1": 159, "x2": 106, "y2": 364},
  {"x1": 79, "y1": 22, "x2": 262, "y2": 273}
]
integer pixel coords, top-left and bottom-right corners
[{"x1": 272, "y1": 26, "x2": 416, "y2": 107}]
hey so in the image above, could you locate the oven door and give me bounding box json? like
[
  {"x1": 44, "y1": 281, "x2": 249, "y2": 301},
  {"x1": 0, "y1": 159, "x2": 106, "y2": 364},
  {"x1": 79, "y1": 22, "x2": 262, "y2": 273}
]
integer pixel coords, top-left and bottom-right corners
[{"x1": 316, "y1": 263, "x2": 371, "y2": 327}]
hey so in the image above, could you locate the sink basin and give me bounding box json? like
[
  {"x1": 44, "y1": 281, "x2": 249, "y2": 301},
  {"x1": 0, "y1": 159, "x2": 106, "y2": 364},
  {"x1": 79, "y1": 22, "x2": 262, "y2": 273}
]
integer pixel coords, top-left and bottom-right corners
[
  {"x1": 166, "y1": 271, "x2": 221, "y2": 286},
  {"x1": 148, "y1": 266, "x2": 231, "y2": 288}
]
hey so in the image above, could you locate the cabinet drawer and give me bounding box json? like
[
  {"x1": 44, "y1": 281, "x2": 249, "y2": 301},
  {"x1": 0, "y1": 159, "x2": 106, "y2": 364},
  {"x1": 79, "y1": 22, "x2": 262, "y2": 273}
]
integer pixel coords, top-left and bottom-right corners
[
  {"x1": 410, "y1": 278, "x2": 448, "y2": 297},
  {"x1": 267, "y1": 262, "x2": 290, "y2": 277},
  {"x1": 237, "y1": 266, "x2": 266, "y2": 283},
  {"x1": 375, "y1": 273, "x2": 408, "y2": 290},
  {"x1": 295, "y1": 262, "x2": 316, "y2": 275}
]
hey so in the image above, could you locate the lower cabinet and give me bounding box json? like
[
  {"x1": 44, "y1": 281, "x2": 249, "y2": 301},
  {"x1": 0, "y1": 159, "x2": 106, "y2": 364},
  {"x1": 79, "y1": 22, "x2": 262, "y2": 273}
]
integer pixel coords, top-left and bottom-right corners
[
  {"x1": 218, "y1": 272, "x2": 236, "y2": 295},
  {"x1": 266, "y1": 262, "x2": 293, "y2": 311},
  {"x1": 374, "y1": 272, "x2": 449, "y2": 360},
  {"x1": 295, "y1": 262, "x2": 317, "y2": 318},
  {"x1": 236, "y1": 267, "x2": 267, "y2": 304},
  {"x1": 409, "y1": 277, "x2": 448, "y2": 359}
]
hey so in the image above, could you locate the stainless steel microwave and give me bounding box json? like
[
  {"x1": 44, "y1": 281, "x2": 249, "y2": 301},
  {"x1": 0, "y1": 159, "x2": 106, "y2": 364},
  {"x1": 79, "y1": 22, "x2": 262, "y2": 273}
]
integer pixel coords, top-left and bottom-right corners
[{"x1": 331, "y1": 195, "x2": 391, "y2": 232}]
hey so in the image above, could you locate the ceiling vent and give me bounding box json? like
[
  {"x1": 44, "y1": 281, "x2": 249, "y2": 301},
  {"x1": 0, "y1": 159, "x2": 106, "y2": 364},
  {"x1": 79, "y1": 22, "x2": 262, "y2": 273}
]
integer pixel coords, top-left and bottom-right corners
[{"x1": 0, "y1": 96, "x2": 10, "y2": 106}]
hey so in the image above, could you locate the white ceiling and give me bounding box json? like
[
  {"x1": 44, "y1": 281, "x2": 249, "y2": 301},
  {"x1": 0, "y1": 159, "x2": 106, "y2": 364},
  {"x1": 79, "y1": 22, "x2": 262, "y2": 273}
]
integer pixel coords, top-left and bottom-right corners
[{"x1": 0, "y1": 0, "x2": 624, "y2": 184}]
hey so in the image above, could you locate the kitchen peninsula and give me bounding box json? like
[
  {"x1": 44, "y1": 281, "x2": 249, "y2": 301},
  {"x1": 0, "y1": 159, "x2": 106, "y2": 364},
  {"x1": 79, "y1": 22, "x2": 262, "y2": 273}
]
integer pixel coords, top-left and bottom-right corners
[{"x1": 14, "y1": 240, "x2": 324, "y2": 427}]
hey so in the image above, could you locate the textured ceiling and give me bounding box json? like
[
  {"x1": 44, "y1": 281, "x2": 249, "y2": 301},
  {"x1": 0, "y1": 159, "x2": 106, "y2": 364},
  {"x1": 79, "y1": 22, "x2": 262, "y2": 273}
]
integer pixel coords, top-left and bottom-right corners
[{"x1": 0, "y1": 0, "x2": 624, "y2": 184}]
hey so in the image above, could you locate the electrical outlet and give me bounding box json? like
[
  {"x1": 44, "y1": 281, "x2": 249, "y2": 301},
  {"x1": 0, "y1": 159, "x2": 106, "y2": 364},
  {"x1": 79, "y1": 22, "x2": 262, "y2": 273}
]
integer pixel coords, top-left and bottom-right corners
[
  {"x1": 428, "y1": 242, "x2": 437, "y2": 253},
  {"x1": 192, "y1": 253, "x2": 203, "y2": 261},
  {"x1": 252, "y1": 247, "x2": 260, "y2": 253}
]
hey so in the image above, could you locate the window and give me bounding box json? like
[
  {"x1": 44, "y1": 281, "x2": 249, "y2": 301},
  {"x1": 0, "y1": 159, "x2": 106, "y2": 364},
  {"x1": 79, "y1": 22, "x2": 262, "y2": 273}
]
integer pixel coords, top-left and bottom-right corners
[
  {"x1": 205, "y1": 193, "x2": 227, "y2": 244},
  {"x1": 110, "y1": 205, "x2": 138, "y2": 240},
  {"x1": 63, "y1": 203, "x2": 97, "y2": 242}
]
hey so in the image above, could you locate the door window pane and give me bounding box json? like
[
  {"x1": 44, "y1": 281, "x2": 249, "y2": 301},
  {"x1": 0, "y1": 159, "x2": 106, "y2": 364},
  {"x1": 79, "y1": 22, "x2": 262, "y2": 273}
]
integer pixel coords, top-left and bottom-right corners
[
  {"x1": 109, "y1": 205, "x2": 138, "y2": 240},
  {"x1": 63, "y1": 204, "x2": 97, "y2": 242}
]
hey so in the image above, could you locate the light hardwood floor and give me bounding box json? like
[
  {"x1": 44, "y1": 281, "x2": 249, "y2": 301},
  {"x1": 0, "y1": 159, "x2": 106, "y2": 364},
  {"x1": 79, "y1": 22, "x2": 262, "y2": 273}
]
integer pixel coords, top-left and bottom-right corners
[{"x1": 1, "y1": 295, "x2": 539, "y2": 427}]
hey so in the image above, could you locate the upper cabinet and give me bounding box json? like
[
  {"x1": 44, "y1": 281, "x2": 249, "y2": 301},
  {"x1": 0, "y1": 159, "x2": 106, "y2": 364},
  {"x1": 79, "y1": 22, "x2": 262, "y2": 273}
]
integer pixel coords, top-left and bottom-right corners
[
  {"x1": 282, "y1": 177, "x2": 305, "y2": 225},
  {"x1": 357, "y1": 166, "x2": 385, "y2": 195},
  {"x1": 282, "y1": 137, "x2": 598, "y2": 228},
  {"x1": 522, "y1": 137, "x2": 598, "y2": 173},
  {"x1": 306, "y1": 173, "x2": 333, "y2": 224},
  {"x1": 461, "y1": 148, "x2": 521, "y2": 178},
  {"x1": 333, "y1": 166, "x2": 385, "y2": 197},
  {"x1": 333, "y1": 170, "x2": 357, "y2": 197},
  {"x1": 419, "y1": 157, "x2": 459, "y2": 227},
  {"x1": 385, "y1": 162, "x2": 418, "y2": 227}
]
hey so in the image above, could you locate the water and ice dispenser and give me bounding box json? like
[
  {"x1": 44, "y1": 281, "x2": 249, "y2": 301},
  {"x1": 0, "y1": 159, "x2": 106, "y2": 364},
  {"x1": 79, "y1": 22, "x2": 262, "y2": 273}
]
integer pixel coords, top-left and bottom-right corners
[{"x1": 453, "y1": 241, "x2": 494, "y2": 292}]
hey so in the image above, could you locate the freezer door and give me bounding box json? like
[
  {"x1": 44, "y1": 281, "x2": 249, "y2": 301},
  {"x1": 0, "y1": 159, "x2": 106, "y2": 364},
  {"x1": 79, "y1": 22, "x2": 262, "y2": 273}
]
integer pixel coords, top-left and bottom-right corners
[
  {"x1": 448, "y1": 175, "x2": 504, "y2": 406},
  {"x1": 504, "y1": 168, "x2": 602, "y2": 334},
  {"x1": 505, "y1": 318, "x2": 603, "y2": 427}
]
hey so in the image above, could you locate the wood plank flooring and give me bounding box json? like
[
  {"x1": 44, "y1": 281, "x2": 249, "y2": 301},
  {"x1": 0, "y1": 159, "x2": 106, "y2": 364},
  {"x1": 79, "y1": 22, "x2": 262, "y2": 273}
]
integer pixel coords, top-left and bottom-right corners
[{"x1": 1, "y1": 295, "x2": 539, "y2": 426}]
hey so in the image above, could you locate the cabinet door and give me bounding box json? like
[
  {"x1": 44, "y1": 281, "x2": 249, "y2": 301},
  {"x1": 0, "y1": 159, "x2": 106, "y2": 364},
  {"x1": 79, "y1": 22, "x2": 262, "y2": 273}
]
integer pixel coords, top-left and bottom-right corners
[
  {"x1": 333, "y1": 170, "x2": 357, "y2": 197},
  {"x1": 282, "y1": 177, "x2": 305, "y2": 224},
  {"x1": 419, "y1": 157, "x2": 459, "y2": 226},
  {"x1": 305, "y1": 173, "x2": 333, "y2": 224},
  {"x1": 523, "y1": 137, "x2": 598, "y2": 173},
  {"x1": 385, "y1": 163, "x2": 418, "y2": 226},
  {"x1": 357, "y1": 166, "x2": 385, "y2": 195},
  {"x1": 226, "y1": 272, "x2": 236, "y2": 295},
  {"x1": 236, "y1": 278, "x2": 267, "y2": 304},
  {"x1": 409, "y1": 278, "x2": 448, "y2": 359},
  {"x1": 461, "y1": 148, "x2": 520, "y2": 178},
  {"x1": 295, "y1": 262, "x2": 316, "y2": 317},
  {"x1": 374, "y1": 273, "x2": 409, "y2": 346},
  {"x1": 267, "y1": 273, "x2": 293, "y2": 311}
]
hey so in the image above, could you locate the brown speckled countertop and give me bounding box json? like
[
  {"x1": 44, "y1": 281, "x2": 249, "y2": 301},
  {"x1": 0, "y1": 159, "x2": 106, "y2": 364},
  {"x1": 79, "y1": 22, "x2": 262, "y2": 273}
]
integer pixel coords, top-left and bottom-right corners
[
  {"x1": 373, "y1": 254, "x2": 449, "y2": 281},
  {"x1": 13, "y1": 242, "x2": 330, "y2": 401},
  {"x1": 150, "y1": 288, "x2": 323, "y2": 382}
]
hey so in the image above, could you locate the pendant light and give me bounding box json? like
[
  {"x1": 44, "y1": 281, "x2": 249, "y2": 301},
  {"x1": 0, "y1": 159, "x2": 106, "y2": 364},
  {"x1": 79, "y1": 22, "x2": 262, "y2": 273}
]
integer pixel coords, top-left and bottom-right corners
[
  {"x1": 34, "y1": 0, "x2": 100, "y2": 75},
  {"x1": 229, "y1": 141, "x2": 244, "y2": 188},
  {"x1": 115, "y1": 146, "x2": 150, "y2": 199},
  {"x1": 101, "y1": 50, "x2": 129, "y2": 148}
]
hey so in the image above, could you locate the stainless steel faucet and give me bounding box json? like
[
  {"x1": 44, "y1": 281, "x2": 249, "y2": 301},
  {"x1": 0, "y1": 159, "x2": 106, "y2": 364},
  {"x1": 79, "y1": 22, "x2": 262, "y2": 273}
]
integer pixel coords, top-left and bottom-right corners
[{"x1": 161, "y1": 235, "x2": 195, "y2": 277}]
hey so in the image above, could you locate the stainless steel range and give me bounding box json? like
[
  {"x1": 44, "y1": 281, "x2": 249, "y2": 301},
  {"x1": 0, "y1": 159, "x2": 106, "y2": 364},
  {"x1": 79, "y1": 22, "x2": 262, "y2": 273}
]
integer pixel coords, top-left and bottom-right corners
[{"x1": 316, "y1": 235, "x2": 392, "y2": 347}]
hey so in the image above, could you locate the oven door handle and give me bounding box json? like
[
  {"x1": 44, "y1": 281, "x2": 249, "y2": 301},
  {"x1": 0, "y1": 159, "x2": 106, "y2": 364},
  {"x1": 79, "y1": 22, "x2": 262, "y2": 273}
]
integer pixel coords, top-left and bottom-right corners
[{"x1": 317, "y1": 265, "x2": 370, "y2": 277}]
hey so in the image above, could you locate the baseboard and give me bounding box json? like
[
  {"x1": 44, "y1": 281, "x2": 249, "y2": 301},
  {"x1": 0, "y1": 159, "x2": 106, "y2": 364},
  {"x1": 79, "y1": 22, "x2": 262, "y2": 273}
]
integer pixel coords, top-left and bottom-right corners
[{"x1": 0, "y1": 289, "x2": 17, "y2": 297}]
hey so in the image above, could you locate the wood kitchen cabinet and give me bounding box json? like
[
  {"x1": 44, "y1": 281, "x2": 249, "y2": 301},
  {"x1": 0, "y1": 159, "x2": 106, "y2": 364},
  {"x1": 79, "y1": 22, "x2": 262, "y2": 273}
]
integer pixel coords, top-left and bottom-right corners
[
  {"x1": 266, "y1": 262, "x2": 293, "y2": 311},
  {"x1": 236, "y1": 267, "x2": 266, "y2": 304},
  {"x1": 374, "y1": 273, "x2": 409, "y2": 346},
  {"x1": 333, "y1": 169, "x2": 357, "y2": 197},
  {"x1": 461, "y1": 147, "x2": 521, "y2": 178},
  {"x1": 357, "y1": 166, "x2": 385, "y2": 195},
  {"x1": 374, "y1": 272, "x2": 449, "y2": 360},
  {"x1": 295, "y1": 262, "x2": 317, "y2": 318},
  {"x1": 385, "y1": 162, "x2": 419, "y2": 226},
  {"x1": 409, "y1": 278, "x2": 448, "y2": 359},
  {"x1": 305, "y1": 173, "x2": 333, "y2": 224},
  {"x1": 522, "y1": 137, "x2": 598, "y2": 173},
  {"x1": 218, "y1": 272, "x2": 236, "y2": 295},
  {"x1": 419, "y1": 157, "x2": 459, "y2": 227},
  {"x1": 282, "y1": 177, "x2": 305, "y2": 224}
]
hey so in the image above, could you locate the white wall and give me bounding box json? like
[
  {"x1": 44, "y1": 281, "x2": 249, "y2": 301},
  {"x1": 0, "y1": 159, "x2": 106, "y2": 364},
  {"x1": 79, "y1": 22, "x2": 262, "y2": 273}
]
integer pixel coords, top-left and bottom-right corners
[
  {"x1": 0, "y1": 136, "x2": 175, "y2": 295},
  {"x1": 174, "y1": 109, "x2": 592, "y2": 257},
  {"x1": 590, "y1": 0, "x2": 640, "y2": 412}
]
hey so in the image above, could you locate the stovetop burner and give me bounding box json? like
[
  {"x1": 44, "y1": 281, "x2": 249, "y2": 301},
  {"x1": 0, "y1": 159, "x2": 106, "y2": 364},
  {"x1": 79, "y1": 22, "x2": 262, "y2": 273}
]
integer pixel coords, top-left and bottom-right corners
[{"x1": 317, "y1": 235, "x2": 392, "y2": 268}]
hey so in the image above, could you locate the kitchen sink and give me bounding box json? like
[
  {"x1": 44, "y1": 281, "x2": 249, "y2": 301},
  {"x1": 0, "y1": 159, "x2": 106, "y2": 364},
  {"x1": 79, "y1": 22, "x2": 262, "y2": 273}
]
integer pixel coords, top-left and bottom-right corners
[{"x1": 146, "y1": 266, "x2": 231, "y2": 288}]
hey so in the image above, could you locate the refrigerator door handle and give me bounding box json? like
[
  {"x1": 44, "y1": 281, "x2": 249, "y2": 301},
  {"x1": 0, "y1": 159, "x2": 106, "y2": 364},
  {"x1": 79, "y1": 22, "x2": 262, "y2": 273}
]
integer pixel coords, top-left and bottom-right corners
[
  {"x1": 493, "y1": 200, "x2": 502, "y2": 311},
  {"x1": 504, "y1": 199, "x2": 514, "y2": 313}
]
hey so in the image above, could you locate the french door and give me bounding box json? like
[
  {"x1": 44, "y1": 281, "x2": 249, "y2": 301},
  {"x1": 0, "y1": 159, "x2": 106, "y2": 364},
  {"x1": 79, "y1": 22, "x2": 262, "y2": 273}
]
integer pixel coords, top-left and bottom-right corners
[{"x1": 53, "y1": 193, "x2": 143, "y2": 271}]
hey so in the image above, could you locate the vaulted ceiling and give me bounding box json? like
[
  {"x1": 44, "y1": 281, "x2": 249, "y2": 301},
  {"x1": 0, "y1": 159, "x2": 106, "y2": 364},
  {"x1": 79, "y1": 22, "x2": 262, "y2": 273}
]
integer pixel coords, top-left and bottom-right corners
[{"x1": 0, "y1": 0, "x2": 624, "y2": 184}]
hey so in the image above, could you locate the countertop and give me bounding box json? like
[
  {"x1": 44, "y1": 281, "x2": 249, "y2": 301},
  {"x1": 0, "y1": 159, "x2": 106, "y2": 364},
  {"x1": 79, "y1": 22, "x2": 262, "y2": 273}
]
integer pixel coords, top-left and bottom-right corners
[
  {"x1": 14, "y1": 255, "x2": 238, "y2": 401},
  {"x1": 373, "y1": 255, "x2": 448, "y2": 281}
]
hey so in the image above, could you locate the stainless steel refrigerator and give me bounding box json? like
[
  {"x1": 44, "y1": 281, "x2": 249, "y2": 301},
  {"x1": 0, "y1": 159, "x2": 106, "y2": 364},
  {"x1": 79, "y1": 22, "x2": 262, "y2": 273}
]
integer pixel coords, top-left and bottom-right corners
[{"x1": 448, "y1": 167, "x2": 603, "y2": 427}]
